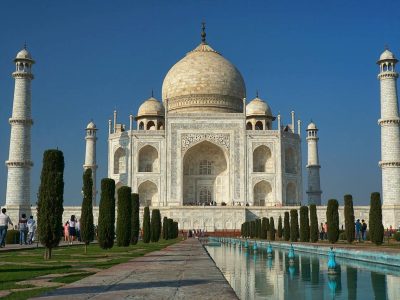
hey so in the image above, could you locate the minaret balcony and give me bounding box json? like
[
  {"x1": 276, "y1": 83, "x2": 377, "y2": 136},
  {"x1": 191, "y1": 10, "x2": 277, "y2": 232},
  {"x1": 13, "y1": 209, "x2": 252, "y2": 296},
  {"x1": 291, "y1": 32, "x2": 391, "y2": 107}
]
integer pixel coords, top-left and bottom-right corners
[
  {"x1": 9, "y1": 118, "x2": 33, "y2": 125},
  {"x1": 12, "y1": 72, "x2": 34, "y2": 79},
  {"x1": 5, "y1": 160, "x2": 33, "y2": 167},
  {"x1": 379, "y1": 161, "x2": 400, "y2": 168}
]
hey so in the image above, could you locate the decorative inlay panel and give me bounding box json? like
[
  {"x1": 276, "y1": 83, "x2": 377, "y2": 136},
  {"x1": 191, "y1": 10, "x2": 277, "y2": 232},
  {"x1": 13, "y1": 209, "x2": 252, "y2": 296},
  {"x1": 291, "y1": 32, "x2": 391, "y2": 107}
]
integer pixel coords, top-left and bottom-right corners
[{"x1": 181, "y1": 133, "x2": 230, "y2": 153}]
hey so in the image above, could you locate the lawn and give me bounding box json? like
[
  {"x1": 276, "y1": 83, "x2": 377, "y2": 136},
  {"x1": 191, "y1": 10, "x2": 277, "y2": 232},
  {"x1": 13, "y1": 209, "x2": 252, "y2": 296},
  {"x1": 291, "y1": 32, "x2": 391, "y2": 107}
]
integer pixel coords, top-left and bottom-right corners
[{"x1": 0, "y1": 238, "x2": 179, "y2": 299}]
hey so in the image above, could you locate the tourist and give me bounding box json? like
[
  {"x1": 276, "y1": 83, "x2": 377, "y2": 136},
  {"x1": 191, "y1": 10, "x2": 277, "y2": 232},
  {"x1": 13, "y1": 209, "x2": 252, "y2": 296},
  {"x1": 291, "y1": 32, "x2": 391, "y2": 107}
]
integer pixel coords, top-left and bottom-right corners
[
  {"x1": 27, "y1": 216, "x2": 36, "y2": 245},
  {"x1": 0, "y1": 208, "x2": 13, "y2": 248},
  {"x1": 323, "y1": 222, "x2": 328, "y2": 240},
  {"x1": 64, "y1": 221, "x2": 70, "y2": 242},
  {"x1": 319, "y1": 223, "x2": 325, "y2": 240},
  {"x1": 361, "y1": 220, "x2": 367, "y2": 241},
  {"x1": 68, "y1": 215, "x2": 77, "y2": 245},
  {"x1": 18, "y1": 213, "x2": 28, "y2": 245},
  {"x1": 355, "y1": 219, "x2": 361, "y2": 242},
  {"x1": 76, "y1": 218, "x2": 81, "y2": 242}
]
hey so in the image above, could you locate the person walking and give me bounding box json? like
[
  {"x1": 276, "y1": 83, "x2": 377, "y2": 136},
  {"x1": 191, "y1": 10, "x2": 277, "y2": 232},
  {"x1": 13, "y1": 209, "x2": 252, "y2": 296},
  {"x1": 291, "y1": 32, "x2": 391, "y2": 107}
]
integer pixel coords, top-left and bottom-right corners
[
  {"x1": 361, "y1": 220, "x2": 367, "y2": 241},
  {"x1": 18, "y1": 214, "x2": 28, "y2": 245},
  {"x1": 68, "y1": 215, "x2": 77, "y2": 245},
  {"x1": 0, "y1": 208, "x2": 13, "y2": 247},
  {"x1": 355, "y1": 219, "x2": 361, "y2": 242},
  {"x1": 76, "y1": 218, "x2": 81, "y2": 242},
  {"x1": 27, "y1": 216, "x2": 36, "y2": 245}
]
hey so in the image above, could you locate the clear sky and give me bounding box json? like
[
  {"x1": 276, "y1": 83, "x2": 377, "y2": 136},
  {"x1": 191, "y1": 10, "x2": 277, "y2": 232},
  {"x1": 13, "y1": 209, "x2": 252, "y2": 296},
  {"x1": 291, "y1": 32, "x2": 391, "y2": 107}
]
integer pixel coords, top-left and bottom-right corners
[{"x1": 0, "y1": 1, "x2": 399, "y2": 206}]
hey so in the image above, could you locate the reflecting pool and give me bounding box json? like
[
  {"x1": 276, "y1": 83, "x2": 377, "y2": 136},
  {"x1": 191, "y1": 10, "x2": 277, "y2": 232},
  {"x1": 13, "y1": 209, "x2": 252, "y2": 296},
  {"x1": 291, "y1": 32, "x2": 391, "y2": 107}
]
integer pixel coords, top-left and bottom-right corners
[{"x1": 205, "y1": 242, "x2": 400, "y2": 300}]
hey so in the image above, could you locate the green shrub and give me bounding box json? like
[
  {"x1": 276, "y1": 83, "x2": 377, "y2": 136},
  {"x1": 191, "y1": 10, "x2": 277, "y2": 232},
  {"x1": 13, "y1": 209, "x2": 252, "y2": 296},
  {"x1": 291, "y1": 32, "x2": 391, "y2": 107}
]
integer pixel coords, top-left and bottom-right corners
[
  {"x1": 300, "y1": 206, "x2": 310, "y2": 242},
  {"x1": 309, "y1": 204, "x2": 319, "y2": 243},
  {"x1": 257, "y1": 219, "x2": 262, "y2": 238},
  {"x1": 142, "y1": 207, "x2": 151, "y2": 243},
  {"x1": 167, "y1": 219, "x2": 174, "y2": 239},
  {"x1": 116, "y1": 186, "x2": 132, "y2": 247},
  {"x1": 269, "y1": 217, "x2": 275, "y2": 241},
  {"x1": 369, "y1": 192, "x2": 384, "y2": 245},
  {"x1": 261, "y1": 218, "x2": 268, "y2": 239},
  {"x1": 163, "y1": 217, "x2": 168, "y2": 240},
  {"x1": 37, "y1": 149, "x2": 65, "y2": 259},
  {"x1": 277, "y1": 216, "x2": 283, "y2": 239},
  {"x1": 326, "y1": 199, "x2": 339, "y2": 243},
  {"x1": 393, "y1": 232, "x2": 400, "y2": 241},
  {"x1": 284, "y1": 212, "x2": 290, "y2": 241},
  {"x1": 131, "y1": 193, "x2": 140, "y2": 245},
  {"x1": 290, "y1": 209, "x2": 299, "y2": 242},
  {"x1": 344, "y1": 194, "x2": 355, "y2": 243},
  {"x1": 80, "y1": 169, "x2": 94, "y2": 253},
  {"x1": 98, "y1": 178, "x2": 116, "y2": 250},
  {"x1": 151, "y1": 209, "x2": 161, "y2": 242}
]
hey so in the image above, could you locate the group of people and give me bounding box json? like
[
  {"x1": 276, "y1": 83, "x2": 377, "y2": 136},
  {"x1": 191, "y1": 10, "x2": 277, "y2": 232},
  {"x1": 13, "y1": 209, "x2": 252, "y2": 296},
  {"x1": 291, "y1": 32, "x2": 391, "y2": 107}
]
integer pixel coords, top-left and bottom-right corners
[
  {"x1": 0, "y1": 208, "x2": 36, "y2": 247},
  {"x1": 64, "y1": 215, "x2": 80, "y2": 245},
  {"x1": 319, "y1": 220, "x2": 368, "y2": 241}
]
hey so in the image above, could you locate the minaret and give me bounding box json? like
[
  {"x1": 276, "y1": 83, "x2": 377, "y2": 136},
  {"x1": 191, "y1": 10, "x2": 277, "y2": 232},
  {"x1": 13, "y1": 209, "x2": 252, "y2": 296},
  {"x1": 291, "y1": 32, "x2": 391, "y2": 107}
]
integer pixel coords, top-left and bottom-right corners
[
  {"x1": 5, "y1": 47, "x2": 35, "y2": 216},
  {"x1": 84, "y1": 121, "x2": 98, "y2": 206},
  {"x1": 306, "y1": 121, "x2": 322, "y2": 205},
  {"x1": 377, "y1": 48, "x2": 400, "y2": 206}
]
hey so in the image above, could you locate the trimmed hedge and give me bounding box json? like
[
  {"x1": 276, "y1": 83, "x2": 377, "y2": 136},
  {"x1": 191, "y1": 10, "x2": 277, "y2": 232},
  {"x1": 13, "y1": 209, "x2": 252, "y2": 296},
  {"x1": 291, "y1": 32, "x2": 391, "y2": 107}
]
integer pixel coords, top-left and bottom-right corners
[
  {"x1": 80, "y1": 169, "x2": 94, "y2": 252},
  {"x1": 369, "y1": 192, "x2": 384, "y2": 245},
  {"x1": 98, "y1": 178, "x2": 116, "y2": 250},
  {"x1": 116, "y1": 186, "x2": 132, "y2": 247},
  {"x1": 327, "y1": 199, "x2": 339, "y2": 243},
  {"x1": 309, "y1": 204, "x2": 319, "y2": 243},
  {"x1": 344, "y1": 194, "x2": 355, "y2": 243},
  {"x1": 142, "y1": 207, "x2": 151, "y2": 243},
  {"x1": 277, "y1": 216, "x2": 283, "y2": 239},
  {"x1": 300, "y1": 206, "x2": 310, "y2": 242},
  {"x1": 163, "y1": 216, "x2": 168, "y2": 240},
  {"x1": 269, "y1": 217, "x2": 275, "y2": 241},
  {"x1": 131, "y1": 193, "x2": 140, "y2": 245},
  {"x1": 290, "y1": 209, "x2": 299, "y2": 242},
  {"x1": 151, "y1": 209, "x2": 161, "y2": 242},
  {"x1": 284, "y1": 212, "x2": 290, "y2": 241}
]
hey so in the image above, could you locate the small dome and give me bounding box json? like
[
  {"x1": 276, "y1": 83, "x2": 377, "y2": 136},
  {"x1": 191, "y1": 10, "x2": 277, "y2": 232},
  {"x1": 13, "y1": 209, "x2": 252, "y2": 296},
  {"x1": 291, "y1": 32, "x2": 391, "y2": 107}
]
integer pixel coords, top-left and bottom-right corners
[
  {"x1": 137, "y1": 97, "x2": 164, "y2": 117},
  {"x1": 15, "y1": 48, "x2": 33, "y2": 61},
  {"x1": 307, "y1": 122, "x2": 317, "y2": 130},
  {"x1": 379, "y1": 49, "x2": 396, "y2": 61},
  {"x1": 246, "y1": 97, "x2": 272, "y2": 116},
  {"x1": 86, "y1": 121, "x2": 96, "y2": 129}
]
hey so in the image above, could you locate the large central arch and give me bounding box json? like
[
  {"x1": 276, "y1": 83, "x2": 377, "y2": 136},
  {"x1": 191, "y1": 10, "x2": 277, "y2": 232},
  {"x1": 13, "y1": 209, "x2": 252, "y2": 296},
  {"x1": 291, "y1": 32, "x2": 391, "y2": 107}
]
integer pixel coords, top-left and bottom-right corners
[{"x1": 182, "y1": 141, "x2": 228, "y2": 205}]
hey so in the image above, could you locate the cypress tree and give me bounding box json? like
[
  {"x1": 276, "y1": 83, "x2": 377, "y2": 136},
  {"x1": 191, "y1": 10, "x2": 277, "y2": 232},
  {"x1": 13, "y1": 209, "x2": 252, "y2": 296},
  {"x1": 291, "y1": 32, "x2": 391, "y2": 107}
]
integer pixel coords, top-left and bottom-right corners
[
  {"x1": 98, "y1": 178, "x2": 116, "y2": 249},
  {"x1": 173, "y1": 221, "x2": 178, "y2": 238},
  {"x1": 261, "y1": 218, "x2": 268, "y2": 239},
  {"x1": 116, "y1": 186, "x2": 132, "y2": 247},
  {"x1": 143, "y1": 207, "x2": 151, "y2": 243},
  {"x1": 265, "y1": 218, "x2": 270, "y2": 240},
  {"x1": 163, "y1": 216, "x2": 168, "y2": 240},
  {"x1": 284, "y1": 212, "x2": 290, "y2": 241},
  {"x1": 369, "y1": 192, "x2": 384, "y2": 245},
  {"x1": 256, "y1": 219, "x2": 261, "y2": 238},
  {"x1": 309, "y1": 204, "x2": 319, "y2": 243},
  {"x1": 37, "y1": 150, "x2": 65, "y2": 259},
  {"x1": 344, "y1": 195, "x2": 355, "y2": 244},
  {"x1": 151, "y1": 209, "x2": 162, "y2": 242},
  {"x1": 130, "y1": 193, "x2": 140, "y2": 245},
  {"x1": 269, "y1": 217, "x2": 275, "y2": 241},
  {"x1": 80, "y1": 168, "x2": 94, "y2": 254},
  {"x1": 290, "y1": 209, "x2": 299, "y2": 242},
  {"x1": 277, "y1": 216, "x2": 283, "y2": 239},
  {"x1": 250, "y1": 221, "x2": 255, "y2": 238},
  {"x1": 300, "y1": 206, "x2": 310, "y2": 242},
  {"x1": 167, "y1": 218, "x2": 174, "y2": 239},
  {"x1": 326, "y1": 199, "x2": 339, "y2": 243}
]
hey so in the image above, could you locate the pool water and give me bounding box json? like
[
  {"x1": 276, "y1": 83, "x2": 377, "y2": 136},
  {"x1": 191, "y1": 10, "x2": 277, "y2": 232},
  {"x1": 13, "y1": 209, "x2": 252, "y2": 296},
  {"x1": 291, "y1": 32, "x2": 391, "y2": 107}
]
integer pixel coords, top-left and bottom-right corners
[{"x1": 205, "y1": 242, "x2": 400, "y2": 300}]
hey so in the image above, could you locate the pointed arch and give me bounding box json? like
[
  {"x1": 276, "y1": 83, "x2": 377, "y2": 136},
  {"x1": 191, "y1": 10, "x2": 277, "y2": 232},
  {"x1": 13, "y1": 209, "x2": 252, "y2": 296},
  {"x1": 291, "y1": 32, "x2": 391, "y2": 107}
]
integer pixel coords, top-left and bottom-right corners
[
  {"x1": 138, "y1": 145, "x2": 159, "y2": 172},
  {"x1": 114, "y1": 147, "x2": 126, "y2": 174},
  {"x1": 253, "y1": 180, "x2": 272, "y2": 206},
  {"x1": 253, "y1": 145, "x2": 273, "y2": 172},
  {"x1": 138, "y1": 180, "x2": 158, "y2": 206},
  {"x1": 286, "y1": 182, "x2": 297, "y2": 204}
]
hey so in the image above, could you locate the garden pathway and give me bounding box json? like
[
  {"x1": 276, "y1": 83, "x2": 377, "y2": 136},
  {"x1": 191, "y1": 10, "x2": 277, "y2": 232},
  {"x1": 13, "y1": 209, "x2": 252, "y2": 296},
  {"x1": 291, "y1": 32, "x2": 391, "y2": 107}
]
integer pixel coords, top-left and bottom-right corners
[{"x1": 32, "y1": 238, "x2": 238, "y2": 300}]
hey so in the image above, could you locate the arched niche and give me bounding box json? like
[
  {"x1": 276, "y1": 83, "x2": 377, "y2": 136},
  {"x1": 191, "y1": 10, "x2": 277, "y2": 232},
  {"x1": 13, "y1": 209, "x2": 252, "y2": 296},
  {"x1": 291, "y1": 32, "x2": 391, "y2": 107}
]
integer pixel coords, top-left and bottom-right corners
[
  {"x1": 138, "y1": 145, "x2": 159, "y2": 172},
  {"x1": 253, "y1": 145, "x2": 273, "y2": 173},
  {"x1": 253, "y1": 180, "x2": 272, "y2": 206},
  {"x1": 114, "y1": 147, "x2": 126, "y2": 174},
  {"x1": 138, "y1": 180, "x2": 158, "y2": 206},
  {"x1": 285, "y1": 147, "x2": 296, "y2": 174},
  {"x1": 286, "y1": 182, "x2": 297, "y2": 204},
  {"x1": 182, "y1": 141, "x2": 228, "y2": 205}
]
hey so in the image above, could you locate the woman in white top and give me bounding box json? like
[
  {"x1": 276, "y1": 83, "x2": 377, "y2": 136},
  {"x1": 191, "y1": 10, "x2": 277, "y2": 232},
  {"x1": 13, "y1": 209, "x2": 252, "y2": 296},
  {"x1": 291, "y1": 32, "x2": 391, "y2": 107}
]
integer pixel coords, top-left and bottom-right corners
[{"x1": 68, "y1": 215, "x2": 76, "y2": 244}]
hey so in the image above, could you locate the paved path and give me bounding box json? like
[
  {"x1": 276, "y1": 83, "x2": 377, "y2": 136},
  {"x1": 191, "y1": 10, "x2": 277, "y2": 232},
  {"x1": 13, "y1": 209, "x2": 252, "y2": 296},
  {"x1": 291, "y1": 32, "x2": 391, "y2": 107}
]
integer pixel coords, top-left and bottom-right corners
[{"x1": 32, "y1": 239, "x2": 238, "y2": 300}]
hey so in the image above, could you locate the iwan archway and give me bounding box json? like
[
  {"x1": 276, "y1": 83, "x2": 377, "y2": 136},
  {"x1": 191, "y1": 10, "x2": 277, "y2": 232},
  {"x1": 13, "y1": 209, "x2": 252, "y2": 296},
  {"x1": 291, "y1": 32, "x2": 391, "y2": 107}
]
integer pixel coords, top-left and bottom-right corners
[{"x1": 182, "y1": 141, "x2": 229, "y2": 205}]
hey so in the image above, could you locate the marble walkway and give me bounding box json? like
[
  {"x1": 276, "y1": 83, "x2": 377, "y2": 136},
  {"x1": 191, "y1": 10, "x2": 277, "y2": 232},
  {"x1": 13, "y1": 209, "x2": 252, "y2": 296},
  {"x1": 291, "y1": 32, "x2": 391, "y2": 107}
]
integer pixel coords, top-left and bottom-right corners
[{"x1": 32, "y1": 239, "x2": 238, "y2": 300}]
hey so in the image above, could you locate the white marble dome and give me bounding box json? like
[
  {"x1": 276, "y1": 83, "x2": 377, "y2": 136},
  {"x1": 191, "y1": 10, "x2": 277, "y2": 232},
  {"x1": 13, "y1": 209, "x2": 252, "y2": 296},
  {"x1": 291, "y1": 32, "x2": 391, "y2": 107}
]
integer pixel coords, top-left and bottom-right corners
[
  {"x1": 86, "y1": 121, "x2": 96, "y2": 129},
  {"x1": 379, "y1": 49, "x2": 396, "y2": 61},
  {"x1": 15, "y1": 48, "x2": 33, "y2": 61},
  {"x1": 137, "y1": 97, "x2": 164, "y2": 117},
  {"x1": 162, "y1": 43, "x2": 246, "y2": 113},
  {"x1": 307, "y1": 122, "x2": 317, "y2": 130},
  {"x1": 246, "y1": 97, "x2": 272, "y2": 116}
]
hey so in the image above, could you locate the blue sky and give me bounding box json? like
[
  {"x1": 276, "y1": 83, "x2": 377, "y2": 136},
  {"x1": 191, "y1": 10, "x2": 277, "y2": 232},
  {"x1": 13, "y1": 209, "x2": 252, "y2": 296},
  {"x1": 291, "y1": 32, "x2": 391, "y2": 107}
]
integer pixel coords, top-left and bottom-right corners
[{"x1": 0, "y1": 1, "x2": 399, "y2": 206}]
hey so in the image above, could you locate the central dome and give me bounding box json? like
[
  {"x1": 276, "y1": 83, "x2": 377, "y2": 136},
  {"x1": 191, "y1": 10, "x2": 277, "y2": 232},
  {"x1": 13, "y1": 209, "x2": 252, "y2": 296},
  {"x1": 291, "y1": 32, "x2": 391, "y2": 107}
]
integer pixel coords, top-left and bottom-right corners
[{"x1": 162, "y1": 41, "x2": 246, "y2": 113}]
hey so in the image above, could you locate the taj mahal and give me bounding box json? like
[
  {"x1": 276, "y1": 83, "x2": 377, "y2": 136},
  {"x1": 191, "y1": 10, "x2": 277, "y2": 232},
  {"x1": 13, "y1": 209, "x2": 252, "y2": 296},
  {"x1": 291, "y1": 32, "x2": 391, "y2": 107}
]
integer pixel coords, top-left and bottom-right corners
[{"x1": 2, "y1": 26, "x2": 400, "y2": 230}]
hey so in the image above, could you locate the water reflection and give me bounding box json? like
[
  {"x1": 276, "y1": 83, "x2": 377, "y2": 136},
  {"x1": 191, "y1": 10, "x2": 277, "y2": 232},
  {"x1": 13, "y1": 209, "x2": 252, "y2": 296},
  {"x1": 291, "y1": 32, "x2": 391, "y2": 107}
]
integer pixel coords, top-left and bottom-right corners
[{"x1": 206, "y1": 242, "x2": 400, "y2": 300}]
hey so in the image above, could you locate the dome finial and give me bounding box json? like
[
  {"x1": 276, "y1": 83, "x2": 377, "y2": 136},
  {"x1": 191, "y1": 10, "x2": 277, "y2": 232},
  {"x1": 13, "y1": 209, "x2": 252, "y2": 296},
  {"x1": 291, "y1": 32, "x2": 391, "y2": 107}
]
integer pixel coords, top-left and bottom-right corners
[
  {"x1": 256, "y1": 90, "x2": 259, "y2": 98},
  {"x1": 24, "y1": 41, "x2": 27, "y2": 50},
  {"x1": 201, "y1": 21, "x2": 206, "y2": 44},
  {"x1": 151, "y1": 89, "x2": 154, "y2": 97}
]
